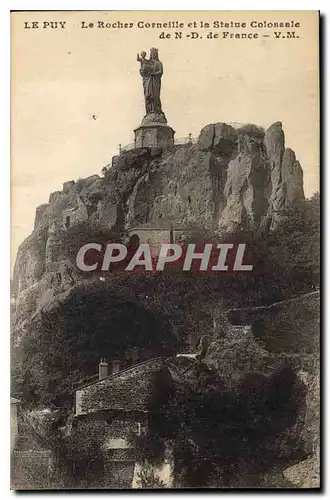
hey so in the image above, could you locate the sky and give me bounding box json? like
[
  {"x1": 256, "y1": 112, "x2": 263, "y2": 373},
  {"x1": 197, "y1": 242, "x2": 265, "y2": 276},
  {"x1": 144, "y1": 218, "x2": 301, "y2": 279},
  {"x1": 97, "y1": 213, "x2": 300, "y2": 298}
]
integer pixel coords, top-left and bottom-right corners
[{"x1": 11, "y1": 11, "x2": 319, "y2": 266}]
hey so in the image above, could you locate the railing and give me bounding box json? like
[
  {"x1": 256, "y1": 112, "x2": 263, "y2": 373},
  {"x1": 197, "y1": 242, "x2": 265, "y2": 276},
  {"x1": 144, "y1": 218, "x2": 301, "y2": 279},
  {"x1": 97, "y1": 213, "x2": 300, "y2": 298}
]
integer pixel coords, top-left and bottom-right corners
[
  {"x1": 118, "y1": 136, "x2": 197, "y2": 154},
  {"x1": 174, "y1": 136, "x2": 198, "y2": 145},
  {"x1": 113, "y1": 122, "x2": 267, "y2": 156}
]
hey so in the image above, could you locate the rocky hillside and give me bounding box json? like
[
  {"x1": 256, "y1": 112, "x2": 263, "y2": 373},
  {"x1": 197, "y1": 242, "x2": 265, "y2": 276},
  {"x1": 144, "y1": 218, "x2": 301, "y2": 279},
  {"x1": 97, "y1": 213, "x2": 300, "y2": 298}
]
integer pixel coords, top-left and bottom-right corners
[
  {"x1": 11, "y1": 118, "x2": 319, "y2": 488},
  {"x1": 12, "y1": 121, "x2": 304, "y2": 307}
]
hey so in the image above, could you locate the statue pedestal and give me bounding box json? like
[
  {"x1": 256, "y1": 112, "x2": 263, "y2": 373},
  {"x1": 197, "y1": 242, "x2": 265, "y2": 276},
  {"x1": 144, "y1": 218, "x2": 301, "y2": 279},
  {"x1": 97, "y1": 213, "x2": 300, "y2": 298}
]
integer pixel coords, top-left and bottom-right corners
[
  {"x1": 134, "y1": 114, "x2": 175, "y2": 149},
  {"x1": 134, "y1": 122, "x2": 175, "y2": 149}
]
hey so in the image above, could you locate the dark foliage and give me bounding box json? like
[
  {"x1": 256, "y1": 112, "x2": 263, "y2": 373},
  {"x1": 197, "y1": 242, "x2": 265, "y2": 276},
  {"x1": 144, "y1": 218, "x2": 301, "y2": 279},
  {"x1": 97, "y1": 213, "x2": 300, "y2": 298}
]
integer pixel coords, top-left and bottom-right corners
[
  {"x1": 145, "y1": 361, "x2": 307, "y2": 487},
  {"x1": 14, "y1": 283, "x2": 176, "y2": 405},
  {"x1": 236, "y1": 124, "x2": 265, "y2": 140},
  {"x1": 59, "y1": 430, "x2": 104, "y2": 488}
]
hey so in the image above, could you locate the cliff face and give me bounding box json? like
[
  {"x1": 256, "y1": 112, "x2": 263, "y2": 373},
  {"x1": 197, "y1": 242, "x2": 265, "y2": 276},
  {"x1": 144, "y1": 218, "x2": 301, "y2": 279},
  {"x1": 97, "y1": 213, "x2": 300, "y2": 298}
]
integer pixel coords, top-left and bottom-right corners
[
  {"x1": 12, "y1": 121, "x2": 305, "y2": 325},
  {"x1": 114, "y1": 121, "x2": 304, "y2": 235}
]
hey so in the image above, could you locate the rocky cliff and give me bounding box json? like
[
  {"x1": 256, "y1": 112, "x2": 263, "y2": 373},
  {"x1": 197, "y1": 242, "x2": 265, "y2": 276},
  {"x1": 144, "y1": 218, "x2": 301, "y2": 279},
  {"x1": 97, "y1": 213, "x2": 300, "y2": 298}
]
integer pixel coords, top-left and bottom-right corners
[
  {"x1": 12, "y1": 121, "x2": 304, "y2": 309},
  {"x1": 11, "y1": 119, "x2": 319, "y2": 488}
]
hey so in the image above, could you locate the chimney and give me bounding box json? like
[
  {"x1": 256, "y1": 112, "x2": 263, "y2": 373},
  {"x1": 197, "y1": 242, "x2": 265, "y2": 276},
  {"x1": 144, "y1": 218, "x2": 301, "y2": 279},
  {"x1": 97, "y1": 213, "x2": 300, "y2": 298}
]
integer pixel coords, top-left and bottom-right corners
[
  {"x1": 99, "y1": 358, "x2": 108, "y2": 380},
  {"x1": 111, "y1": 359, "x2": 120, "y2": 375}
]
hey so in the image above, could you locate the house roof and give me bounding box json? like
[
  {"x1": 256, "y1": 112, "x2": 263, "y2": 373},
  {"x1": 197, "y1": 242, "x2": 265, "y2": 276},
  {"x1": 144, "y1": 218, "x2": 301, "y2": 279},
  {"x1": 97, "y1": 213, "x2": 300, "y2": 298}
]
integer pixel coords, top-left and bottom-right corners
[
  {"x1": 74, "y1": 355, "x2": 215, "y2": 417},
  {"x1": 75, "y1": 358, "x2": 165, "y2": 415}
]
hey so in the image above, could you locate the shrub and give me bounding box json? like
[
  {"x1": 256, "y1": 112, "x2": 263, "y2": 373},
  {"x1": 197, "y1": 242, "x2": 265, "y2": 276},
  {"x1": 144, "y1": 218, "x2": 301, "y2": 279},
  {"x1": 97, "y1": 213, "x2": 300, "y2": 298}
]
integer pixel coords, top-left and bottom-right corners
[{"x1": 236, "y1": 124, "x2": 265, "y2": 140}]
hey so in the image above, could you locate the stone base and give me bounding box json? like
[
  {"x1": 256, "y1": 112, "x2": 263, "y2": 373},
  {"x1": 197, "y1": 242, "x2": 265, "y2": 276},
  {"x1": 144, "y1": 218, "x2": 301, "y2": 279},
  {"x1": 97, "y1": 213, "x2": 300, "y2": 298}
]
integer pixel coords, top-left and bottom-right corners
[{"x1": 134, "y1": 122, "x2": 175, "y2": 149}]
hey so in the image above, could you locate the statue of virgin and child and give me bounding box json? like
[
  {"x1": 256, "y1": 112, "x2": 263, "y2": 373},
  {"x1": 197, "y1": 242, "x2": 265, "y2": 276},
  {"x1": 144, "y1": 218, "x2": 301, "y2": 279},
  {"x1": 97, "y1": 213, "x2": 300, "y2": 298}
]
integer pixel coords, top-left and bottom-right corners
[{"x1": 137, "y1": 48, "x2": 166, "y2": 121}]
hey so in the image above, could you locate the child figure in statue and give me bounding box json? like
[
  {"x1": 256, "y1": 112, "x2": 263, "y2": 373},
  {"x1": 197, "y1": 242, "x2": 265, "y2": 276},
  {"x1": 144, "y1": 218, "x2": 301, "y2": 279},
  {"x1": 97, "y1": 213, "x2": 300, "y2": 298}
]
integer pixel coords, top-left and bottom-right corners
[{"x1": 137, "y1": 51, "x2": 152, "y2": 76}]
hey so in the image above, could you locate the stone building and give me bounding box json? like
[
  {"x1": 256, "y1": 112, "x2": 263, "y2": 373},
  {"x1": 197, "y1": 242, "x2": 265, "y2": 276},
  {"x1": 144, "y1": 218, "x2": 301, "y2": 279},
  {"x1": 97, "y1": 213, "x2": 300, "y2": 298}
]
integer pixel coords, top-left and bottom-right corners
[
  {"x1": 70, "y1": 354, "x2": 210, "y2": 488},
  {"x1": 127, "y1": 221, "x2": 186, "y2": 257},
  {"x1": 70, "y1": 357, "x2": 167, "y2": 488}
]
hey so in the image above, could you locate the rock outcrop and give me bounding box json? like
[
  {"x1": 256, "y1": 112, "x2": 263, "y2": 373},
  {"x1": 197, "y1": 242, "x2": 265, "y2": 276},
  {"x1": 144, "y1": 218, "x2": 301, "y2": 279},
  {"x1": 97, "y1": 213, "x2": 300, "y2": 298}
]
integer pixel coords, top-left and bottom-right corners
[
  {"x1": 264, "y1": 122, "x2": 305, "y2": 228},
  {"x1": 12, "y1": 121, "x2": 305, "y2": 308}
]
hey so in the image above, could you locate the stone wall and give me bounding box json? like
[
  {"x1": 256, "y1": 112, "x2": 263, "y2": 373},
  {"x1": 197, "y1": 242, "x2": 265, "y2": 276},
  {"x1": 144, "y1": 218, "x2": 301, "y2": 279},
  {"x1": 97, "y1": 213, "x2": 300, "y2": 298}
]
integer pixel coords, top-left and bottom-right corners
[
  {"x1": 103, "y1": 460, "x2": 135, "y2": 489},
  {"x1": 227, "y1": 291, "x2": 320, "y2": 359},
  {"x1": 70, "y1": 412, "x2": 147, "y2": 489},
  {"x1": 11, "y1": 448, "x2": 57, "y2": 489},
  {"x1": 127, "y1": 226, "x2": 185, "y2": 256},
  {"x1": 73, "y1": 413, "x2": 148, "y2": 445}
]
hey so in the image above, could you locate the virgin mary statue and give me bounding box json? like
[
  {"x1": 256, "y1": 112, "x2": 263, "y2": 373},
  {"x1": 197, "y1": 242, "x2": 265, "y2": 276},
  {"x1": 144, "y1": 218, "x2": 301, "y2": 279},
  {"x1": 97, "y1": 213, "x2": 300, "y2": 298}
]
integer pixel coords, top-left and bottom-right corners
[{"x1": 138, "y1": 48, "x2": 164, "y2": 117}]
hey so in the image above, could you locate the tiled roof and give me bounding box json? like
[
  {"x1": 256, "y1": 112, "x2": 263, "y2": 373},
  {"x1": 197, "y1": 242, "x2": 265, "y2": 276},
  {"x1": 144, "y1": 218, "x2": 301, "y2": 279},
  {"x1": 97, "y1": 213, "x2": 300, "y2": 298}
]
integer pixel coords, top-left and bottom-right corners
[{"x1": 76, "y1": 358, "x2": 165, "y2": 415}]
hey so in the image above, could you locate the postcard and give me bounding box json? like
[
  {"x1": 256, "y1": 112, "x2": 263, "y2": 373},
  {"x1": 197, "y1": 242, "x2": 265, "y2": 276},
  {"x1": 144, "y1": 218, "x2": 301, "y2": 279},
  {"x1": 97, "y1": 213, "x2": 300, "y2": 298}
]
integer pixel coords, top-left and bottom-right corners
[{"x1": 11, "y1": 11, "x2": 320, "y2": 489}]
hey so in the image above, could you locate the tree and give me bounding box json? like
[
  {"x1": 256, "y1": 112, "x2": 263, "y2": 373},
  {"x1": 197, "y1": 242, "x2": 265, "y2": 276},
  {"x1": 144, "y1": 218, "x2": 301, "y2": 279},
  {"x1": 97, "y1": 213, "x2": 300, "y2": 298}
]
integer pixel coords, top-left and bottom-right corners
[
  {"x1": 14, "y1": 280, "x2": 176, "y2": 405},
  {"x1": 144, "y1": 359, "x2": 307, "y2": 488}
]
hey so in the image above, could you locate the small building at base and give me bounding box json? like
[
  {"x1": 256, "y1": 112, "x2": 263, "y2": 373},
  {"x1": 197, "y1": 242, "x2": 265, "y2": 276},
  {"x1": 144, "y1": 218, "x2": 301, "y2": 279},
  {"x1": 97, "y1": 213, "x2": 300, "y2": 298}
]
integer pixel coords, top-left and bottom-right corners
[{"x1": 70, "y1": 358, "x2": 167, "y2": 488}]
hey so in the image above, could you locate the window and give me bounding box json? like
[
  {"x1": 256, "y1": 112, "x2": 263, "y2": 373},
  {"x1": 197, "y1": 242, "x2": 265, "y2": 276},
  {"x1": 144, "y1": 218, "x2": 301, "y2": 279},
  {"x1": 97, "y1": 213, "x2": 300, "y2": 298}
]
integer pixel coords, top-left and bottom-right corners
[
  {"x1": 56, "y1": 272, "x2": 62, "y2": 284},
  {"x1": 65, "y1": 216, "x2": 71, "y2": 229}
]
